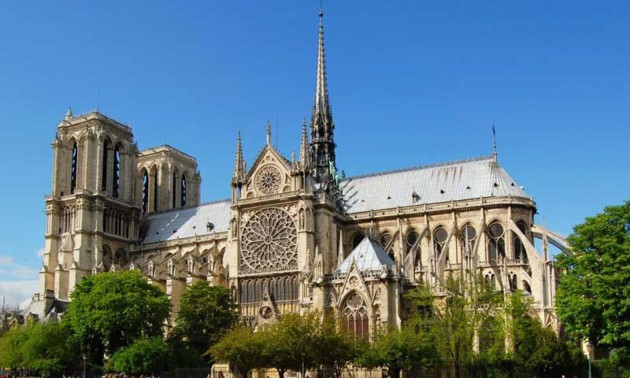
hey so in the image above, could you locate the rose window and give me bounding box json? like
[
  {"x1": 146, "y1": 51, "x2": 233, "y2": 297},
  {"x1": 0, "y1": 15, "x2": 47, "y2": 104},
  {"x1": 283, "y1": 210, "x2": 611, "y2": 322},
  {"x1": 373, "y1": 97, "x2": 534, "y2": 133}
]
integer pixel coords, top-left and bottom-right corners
[
  {"x1": 255, "y1": 165, "x2": 281, "y2": 195},
  {"x1": 241, "y1": 208, "x2": 297, "y2": 273}
]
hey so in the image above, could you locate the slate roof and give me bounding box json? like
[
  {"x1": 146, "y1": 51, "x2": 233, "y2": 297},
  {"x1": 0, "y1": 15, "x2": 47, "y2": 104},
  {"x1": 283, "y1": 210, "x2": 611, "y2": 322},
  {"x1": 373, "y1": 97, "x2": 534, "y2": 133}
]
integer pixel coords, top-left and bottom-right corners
[
  {"x1": 335, "y1": 236, "x2": 395, "y2": 274},
  {"x1": 139, "y1": 156, "x2": 529, "y2": 244},
  {"x1": 340, "y1": 156, "x2": 529, "y2": 213},
  {"x1": 140, "y1": 199, "x2": 231, "y2": 244}
]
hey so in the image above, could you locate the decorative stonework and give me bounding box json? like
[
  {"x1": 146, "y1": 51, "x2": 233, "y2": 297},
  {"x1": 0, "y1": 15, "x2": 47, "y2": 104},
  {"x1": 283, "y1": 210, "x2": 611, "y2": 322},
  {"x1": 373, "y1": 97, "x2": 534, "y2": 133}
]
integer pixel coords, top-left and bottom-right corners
[
  {"x1": 255, "y1": 165, "x2": 282, "y2": 195},
  {"x1": 240, "y1": 208, "x2": 297, "y2": 274}
]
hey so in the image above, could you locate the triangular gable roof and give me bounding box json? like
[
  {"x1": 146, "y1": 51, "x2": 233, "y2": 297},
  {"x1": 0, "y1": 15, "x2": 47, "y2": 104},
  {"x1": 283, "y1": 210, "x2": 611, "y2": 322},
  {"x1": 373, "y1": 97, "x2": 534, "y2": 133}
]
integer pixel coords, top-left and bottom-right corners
[
  {"x1": 335, "y1": 236, "x2": 395, "y2": 274},
  {"x1": 245, "y1": 144, "x2": 292, "y2": 181}
]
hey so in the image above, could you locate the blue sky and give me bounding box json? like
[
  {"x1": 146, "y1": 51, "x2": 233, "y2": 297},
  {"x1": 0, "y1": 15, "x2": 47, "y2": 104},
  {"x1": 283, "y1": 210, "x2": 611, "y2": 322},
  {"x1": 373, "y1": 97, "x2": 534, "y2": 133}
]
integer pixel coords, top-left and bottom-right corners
[{"x1": 0, "y1": 1, "x2": 629, "y2": 306}]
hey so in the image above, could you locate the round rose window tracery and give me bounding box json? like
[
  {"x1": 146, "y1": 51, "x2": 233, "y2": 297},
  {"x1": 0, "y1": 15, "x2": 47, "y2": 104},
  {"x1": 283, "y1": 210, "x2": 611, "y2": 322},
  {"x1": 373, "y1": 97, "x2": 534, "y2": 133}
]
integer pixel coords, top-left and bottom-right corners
[
  {"x1": 241, "y1": 208, "x2": 297, "y2": 273},
  {"x1": 255, "y1": 165, "x2": 282, "y2": 195}
]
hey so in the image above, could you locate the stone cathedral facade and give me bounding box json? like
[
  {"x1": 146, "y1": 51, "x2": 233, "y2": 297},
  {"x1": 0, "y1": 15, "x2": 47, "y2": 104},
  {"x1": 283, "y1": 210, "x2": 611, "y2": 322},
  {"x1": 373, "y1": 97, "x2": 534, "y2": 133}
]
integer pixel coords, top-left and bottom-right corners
[{"x1": 34, "y1": 11, "x2": 568, "y2": 336}]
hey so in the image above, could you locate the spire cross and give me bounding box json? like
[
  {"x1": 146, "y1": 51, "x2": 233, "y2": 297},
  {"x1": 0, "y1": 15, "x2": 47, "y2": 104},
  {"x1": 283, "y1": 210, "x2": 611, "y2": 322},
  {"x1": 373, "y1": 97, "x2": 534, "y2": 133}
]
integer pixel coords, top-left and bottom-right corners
[{"x1": 492, "y1": 124, "x2": 498, "y2": 162}]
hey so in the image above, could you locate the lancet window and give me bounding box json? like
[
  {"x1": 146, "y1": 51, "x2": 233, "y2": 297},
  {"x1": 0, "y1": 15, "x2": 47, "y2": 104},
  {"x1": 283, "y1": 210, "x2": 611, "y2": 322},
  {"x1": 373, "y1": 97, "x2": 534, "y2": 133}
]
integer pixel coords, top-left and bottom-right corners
[
  {"x1": 70, "y1": 142, "x2": 78, "y2": 194},
  {"x1": 433, "y1": 227, "x2": 448, "y2": 261},
  {"x1": 102, "y1": 140, "x2": 109, "y2": 191},
  {"x1": 172, "y1": 171, "x2": 177, "y2": 208},
  {"x1": 113, "y1": 147, "x2": 121, "y2": 198},
  {"x1": 487, "y1": 222, "x2": 505, "y2": 262},
  {"x1": 181, "y1": 174, "x2": 187, "y2": 207},
  {"x1": 460, "y1": 224, "x2": 477, "y2": 255},
  {"x1": 141, "y1": 171, "x2": 149, "y2": 214},
  {"x1": 343, "y1": 293, "x2": 369, "y2": 341}
]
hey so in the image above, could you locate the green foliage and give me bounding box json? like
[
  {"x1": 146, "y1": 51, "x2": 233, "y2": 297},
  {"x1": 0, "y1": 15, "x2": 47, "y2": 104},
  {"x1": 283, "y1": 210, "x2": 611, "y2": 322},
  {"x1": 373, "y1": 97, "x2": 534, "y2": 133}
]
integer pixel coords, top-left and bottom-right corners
[
  {"x1": 508, "y1": 291, "x2": 586, "y2": 378},
  {"x1": 556, "y1": 199, "x2": 630, "y2": 361},
  {"x1": 356, "y1": 322, "x2": 438, "y2": 378},
  {"x1": 260, "y1": 312, "x2": 321, "y2": 378},
  {"x1": 209, "y1": 326, "x2": 264, "y2": 378},
  {"x1": 406, "y1": 276, "x2": 503, "y2": 378},
  {"x1": 0, "y1": 321, "x2": 80, "y2": 374},
  {"x1": 107, "y1": 337, "x2": 170, "y2": 375},
  {"x1": 314, "y1": 315, "x2": 358, "y2": 378},
  {"x1": 66, "y1": 270, "x2": 171, "y2": 365},
  {"x1": 172, "y1": 281, "x2": 237, "y2": 363}
]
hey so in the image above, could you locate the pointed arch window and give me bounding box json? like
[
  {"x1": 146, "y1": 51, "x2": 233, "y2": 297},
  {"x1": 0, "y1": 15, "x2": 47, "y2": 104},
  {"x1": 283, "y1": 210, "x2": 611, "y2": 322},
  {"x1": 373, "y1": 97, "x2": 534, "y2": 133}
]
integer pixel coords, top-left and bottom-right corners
[
  {"x1": 113, "y1": 147, "x2": 121, "y2": 198},
  {"x1": 352, "y1": 233, "x2": 364, "y2": 250},
  {"x1": 71, "y1": 142, "x2": 78, "y2": 194},
  {"x1": 460, "y1": 224, "x2": 477, "y2": 255},
  {"x1": 172, "y1": 172, "x2": 177, "y2": 208},
  {"x1": 487, "y1": 222, "x2": 505, "y2": 262},
  {"x1": 181, "y1": 174, "x2": 187, "y2": 207},
  {"x1": 142, "y1": 171, "x2": 149, "y2": 214},
  {"x1": 343, "y1": 293, "x2": 369, "y2": 341},
  {"x1": 153, "y1": 170, "x2": 159, "y2": 212},
  {"x1": 380, "y1": 231, "x2": 394, "y2": 260},
  {"x1": 102, "y1": 141, "x2": 109, "y2": 191},
  {"x1": 433, "y1": 227, "x2": 448, "y2": 261},
  {"x1": 406, "y1": 229, "x2": 422, "y2": 269}
]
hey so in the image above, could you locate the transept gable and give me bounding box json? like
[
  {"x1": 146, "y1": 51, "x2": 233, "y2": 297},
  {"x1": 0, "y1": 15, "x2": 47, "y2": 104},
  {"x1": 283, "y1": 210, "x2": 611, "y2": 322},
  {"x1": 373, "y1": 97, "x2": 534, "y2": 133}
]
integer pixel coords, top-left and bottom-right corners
[
  {"x1": 243, "y1": 145, "x2": 292, "y2": 198},
  {"x1": 338, "y1": 262, "x2": 372, "y2": 308}
]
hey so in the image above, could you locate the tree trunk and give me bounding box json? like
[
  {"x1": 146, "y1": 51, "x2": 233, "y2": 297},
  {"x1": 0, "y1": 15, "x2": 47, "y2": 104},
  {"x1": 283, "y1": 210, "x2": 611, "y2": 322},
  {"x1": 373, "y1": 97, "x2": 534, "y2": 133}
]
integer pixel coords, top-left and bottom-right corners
[{"x1": 278, "y1": 369, "x2": 285, "y2": 378}]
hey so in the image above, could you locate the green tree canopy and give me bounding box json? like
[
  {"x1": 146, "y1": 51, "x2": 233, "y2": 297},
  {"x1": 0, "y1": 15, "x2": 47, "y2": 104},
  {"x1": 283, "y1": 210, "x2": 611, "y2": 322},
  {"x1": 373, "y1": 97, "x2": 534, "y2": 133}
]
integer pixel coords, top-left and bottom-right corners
[
  {"x1": 173, "y1": 281, "x2": 237, "y2": 362},
  {"x1": 0, "y1": 321, "x2": 80, "y2": 374},
  {"x1": 209, "y1": 325, "x2": 264, "y2": 378},
  {"x1": 107, "y1": 337, "x2": 170, "y2": 375},
  {"x1": 556, "y1": 199, "x2": 630, "y2": 361},
  {"x1": 313, "y1": 316, "x2": 358, "y2": 378},
  {"x1": 356, "y1": 321, "x2": 438, "y2": 378},
  {"x1": 66, "y1": 270, "x2": 171, "y2": 365},
  {"x1": 259, "y1": 312, "x2": 321, "y2": 378}
]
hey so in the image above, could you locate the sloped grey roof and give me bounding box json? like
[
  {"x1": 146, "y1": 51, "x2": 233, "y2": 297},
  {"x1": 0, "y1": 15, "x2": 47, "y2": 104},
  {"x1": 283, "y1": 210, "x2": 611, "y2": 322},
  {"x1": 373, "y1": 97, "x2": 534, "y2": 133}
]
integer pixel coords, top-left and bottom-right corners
[
  {"x1": 335, "y1": 236, "x2": 395, "y2": 274},
  {"x1": 140, "y1": 200, "x2": 231, "y2": 244},
  {"x1": 341, "y1": 156, "x2": 529, "y2": 213}
]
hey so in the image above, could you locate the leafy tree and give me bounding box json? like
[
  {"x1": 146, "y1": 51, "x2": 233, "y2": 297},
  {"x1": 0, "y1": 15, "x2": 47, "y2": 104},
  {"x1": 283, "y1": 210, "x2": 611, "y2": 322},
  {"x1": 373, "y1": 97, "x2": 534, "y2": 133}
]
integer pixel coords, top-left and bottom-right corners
[
  {"x1": 508, "y1": 291, "x2": 585, "y2": 378},
  {"x1": 21, "y1": 321, "x2": 80, "y2": 374},
  {"x1": 172, "y1": 281, "x2": 237, "y2": 363},
  {"x1": 0, "y1": 321, "x2": 80, "y2": 375},
  {"x1": 65, "y1": 270, "x2": 171, "y2": 365},
  {"x1": 556, "y1": 199, "x2": 630, "y2": 363},
  {"x1": 209, "y1": 326, "x2": 264, "y2": 378},
  {"x1": 407, "y1": 276, "x2": 502, "y2": 378},
  {"x1": 260, "y1": 312, "x2": 321, "y2": 378},
  {"x1": 356, "y1": 321, "x2": 438, "y2": 378},
  {"x1": 314, "y1": 316, "x2": 358, "y2": 378},
  {"x1": 107, "y1": 337, "x2": 170, "y2": 375},
  {"x1": 0, "y1": 324, "x2": 28, "y2": 369}
]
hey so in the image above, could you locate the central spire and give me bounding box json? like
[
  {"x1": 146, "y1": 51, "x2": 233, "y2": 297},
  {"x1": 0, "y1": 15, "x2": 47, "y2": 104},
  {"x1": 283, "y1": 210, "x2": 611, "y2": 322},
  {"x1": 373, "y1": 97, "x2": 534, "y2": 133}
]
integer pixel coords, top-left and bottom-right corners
[{"x1": 310, "y1": 6, "x2": 337, "y2": 189}]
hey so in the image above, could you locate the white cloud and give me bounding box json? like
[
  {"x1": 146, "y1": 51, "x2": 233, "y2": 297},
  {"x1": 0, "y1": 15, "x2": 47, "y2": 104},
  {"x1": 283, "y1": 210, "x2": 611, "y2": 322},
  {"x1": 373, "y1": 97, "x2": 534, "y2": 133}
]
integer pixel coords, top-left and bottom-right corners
[
  {"x1": 37, "y1": 247, "x2": 45, "y2": 257},
  {"x1": 0, "y1": 280, "x2": 39, "y2": 308},
  {"x1": 0, "y1": 254, "x2": 39, "y2": 279}
]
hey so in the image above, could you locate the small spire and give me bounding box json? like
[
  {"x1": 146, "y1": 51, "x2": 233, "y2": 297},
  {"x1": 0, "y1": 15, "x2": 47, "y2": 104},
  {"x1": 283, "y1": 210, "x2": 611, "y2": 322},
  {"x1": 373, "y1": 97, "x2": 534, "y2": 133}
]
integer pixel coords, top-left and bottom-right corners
[
  {"x1": 492, "y1": 124, "x2": 498, "y2": 162},
  {"x1": 65, "y1": 107, "x2": 73, "y2": 120},
  {"x1": 232, "y1": 131, "x2": 244, "y2": 185},
  {"x1": 266, "y1": 121, "x2": 271, "y2": 146},
  {"x1": 300, "y1": 118, "x2": 310, "y2": 167}
]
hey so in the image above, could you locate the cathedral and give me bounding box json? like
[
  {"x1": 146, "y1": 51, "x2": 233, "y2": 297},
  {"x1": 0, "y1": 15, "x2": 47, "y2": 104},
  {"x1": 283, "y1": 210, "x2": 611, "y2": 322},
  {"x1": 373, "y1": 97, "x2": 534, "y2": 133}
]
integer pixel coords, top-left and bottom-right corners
[{"x1": 32, "y1": 10, "x2": 568, "y2": 337}]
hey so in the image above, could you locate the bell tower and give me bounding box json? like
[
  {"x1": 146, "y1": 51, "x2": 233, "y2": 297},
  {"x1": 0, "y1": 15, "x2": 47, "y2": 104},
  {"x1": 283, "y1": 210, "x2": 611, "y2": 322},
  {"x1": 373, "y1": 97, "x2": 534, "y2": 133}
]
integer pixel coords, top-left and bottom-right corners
[{"x1": 41, "y1": 110, "x2": 140, "y2": 303}]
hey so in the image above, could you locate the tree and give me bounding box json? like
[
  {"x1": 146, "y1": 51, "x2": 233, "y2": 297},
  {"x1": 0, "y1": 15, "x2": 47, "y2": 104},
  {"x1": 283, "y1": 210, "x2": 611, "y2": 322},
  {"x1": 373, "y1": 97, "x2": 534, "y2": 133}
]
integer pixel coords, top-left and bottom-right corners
[
  {"x1": 65, "y1": 270, "x2": 171, "y2": 365},
  {"x1": 356, "y1": 322, "x2": 438, "y2": 378},
  {"x1": 556, "y1": 199, "x2": 630, "y2": 362},
  {"x1": 314, "y1": 316, "x2": 358, "y2": 378},
  {"x1": 0, "y1": 321, "x2": 80, "y2": 375},
  {"x1": 209, "y1": 326, "x2": 264, "y2": 378},
  {"x1": 406, "y1": 276, "x2": 503, "y2": 378},
  {"x1": 508, "y1": 291, "x2": 585, "y2": 378},
  {"x1": 260, "y1": 312, "x2": 321, "y2": 378},
  {"x1": 107, "y1": 337, "x2": 170, "y2": 375},
  {"x1": 172, "y1": 281, "x2": 237, "y2": 363}
]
